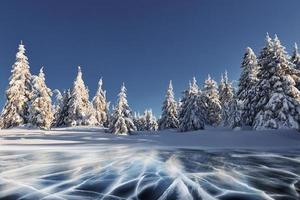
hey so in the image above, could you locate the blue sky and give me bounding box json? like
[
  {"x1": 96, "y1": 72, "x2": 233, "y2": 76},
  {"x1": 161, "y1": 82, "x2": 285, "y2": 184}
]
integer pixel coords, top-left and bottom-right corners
[{"x1": 0, "y1": 0, "x2": 300, "y2": 115}]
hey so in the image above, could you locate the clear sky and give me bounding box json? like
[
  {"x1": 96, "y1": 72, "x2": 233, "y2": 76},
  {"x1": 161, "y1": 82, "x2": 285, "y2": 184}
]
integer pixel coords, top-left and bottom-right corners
[{"x1": 0, "y1": 0, "x2": 300, "y2": 115}]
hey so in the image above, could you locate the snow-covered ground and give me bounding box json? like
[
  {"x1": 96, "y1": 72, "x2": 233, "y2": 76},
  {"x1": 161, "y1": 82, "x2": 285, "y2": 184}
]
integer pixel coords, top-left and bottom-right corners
[
  {"x1": 0, "y1": 126, "x2": 300, "y2": 149},
  {"x1": 0, "y1": 127, "x2": 299, "y2": 200}
]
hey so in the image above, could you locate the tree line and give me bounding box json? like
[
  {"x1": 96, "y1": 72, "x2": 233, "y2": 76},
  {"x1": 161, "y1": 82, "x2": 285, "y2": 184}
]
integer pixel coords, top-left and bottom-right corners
[{"x1": 1, "y1": 34, "x2": 300, "y2": 134}]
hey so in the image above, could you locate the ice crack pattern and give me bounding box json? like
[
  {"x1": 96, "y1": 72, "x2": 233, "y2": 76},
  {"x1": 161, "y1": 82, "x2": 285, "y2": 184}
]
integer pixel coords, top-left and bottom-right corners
[{"x1": 0, "y1": 147, "x2": 299, "y2": 200}]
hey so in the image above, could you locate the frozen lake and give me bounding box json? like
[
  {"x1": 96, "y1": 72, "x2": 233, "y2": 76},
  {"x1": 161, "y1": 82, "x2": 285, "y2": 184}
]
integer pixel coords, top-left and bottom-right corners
[
  {"x1": 0, "y1": 127, "x2": 300, "y2": 199},
  {"x1": 0, "y1": 147, "x2": 299, "y2": 200}
]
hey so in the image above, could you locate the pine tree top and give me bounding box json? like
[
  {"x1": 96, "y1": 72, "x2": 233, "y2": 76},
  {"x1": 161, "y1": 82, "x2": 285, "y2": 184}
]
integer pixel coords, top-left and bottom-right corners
[
  {"x1": 18, "y1": 40, "x2": 25, "y2": 54},
  {"x1": 73, "y1": 66, "x2": 87, "y2": 93},
  {"x1": 76, "y1": 66, "x2": 82, "y2": 79},
  {"x1": 204, "y1": 74, "x2": 217, "y2": 89},
  {"x1": 168, "y1": 80, "x2": 173, "y2": 91},
  {"x1": 273, "y1": 34, "x2": 281, "y2": 47},
  {"x1": 258, "y1": 33, "x2": 274, "y2": 65},
  {"x1": 294, "y1": 42, "x2": 298, "y2": 52},
  {"x1": 39, "y1": 67, "x2": 45, "y2": 80},
  {"x1": 14, "y1": 41, "x2": 29, "y2": 66},
  {"x1": 246, "y1": 46, "x2": 254, "y2": 54},
  {"x1": 166, "y1": 80, "x2": 175, "y2": 99},
  {"x1": 116, "y1": 83, "x2": 129, "y2": 112},
  {"x1": 98, "y1": 78, "x2": 103, "y2": 91},
  {"x1": 220, "y1": 73, "x2": 224, "y2": 84},
  {"x1": 272, "y1": 35, "x2": 290, "y2": 66},
  {"x1": 243, "y1": 47, "x2": 257, "y2": 67},
  {"x1": 190, "y1": 77, "x2": 198, "y2": 94},
  {"x1": 265, "y1": 32, "x2": 272, "y2": 47},
  {"x1": 119, "y1": 83, "x2": 127, "y2": 98},
  {"x1": 223, "y1": 70, "x2": 229, "y2": 83},
  {"x1": 291, "y1": 42, "x2": 300, "y2": 69},
  {"x1": 95, "y1": 78, "x2": 106, "y2": 97}
]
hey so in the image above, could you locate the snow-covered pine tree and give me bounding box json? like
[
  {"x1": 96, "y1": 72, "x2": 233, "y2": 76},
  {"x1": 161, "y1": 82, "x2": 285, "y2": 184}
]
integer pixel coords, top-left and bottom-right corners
[
  {"x1": 133, "y1": 112, "x2": 143, "y2": 131},
  {"x1": 219, "y1": 71, "x2": 234, "y2": 106},
  {"x1": 236, "y1": 47, "x2": 259, "y2": 126},
  {"x1": 177, "y1": 98, "x2": 183, "y2": 116},
  {"x1": 291, "y1": 43, "x2": 300, "y2": 70},
  {"x1": 0, "y1": 41, "x2": 33, "y2": 128},
  {"x1": 253, "y1": 35, "x2": 300, "y2": 130},
  {"x1": 178, "y1": 77, "x2": 207, "y2": 131},
  {"x1": 258, "y1": 33, "x2": 274, "y2": 68},
  {"x1": 228, "y1": 97, "x2": 243, "y2": 129},
  {"x1": 53, "y1": 89, "x2": 63, "y2": 112},
  {"x1": 290, "y1": 43, "x2": 300, "y2": 90},
  {"x1": 109, "y1": 83, "x2": 136, "y2": 134},
  {"x1": 92, "y1": 78, "x2": 109, "y2": 127},
  {"x1": 143, "y1": 109, "x2": 158, "y2": 131},
  {"x1": 55, "y1": 89, "x2": 71, "y2": 127},
  {"x1": 158, "y1": 80, "x2": 179, "y2": 130},
  {"x1": 29, "y1": 67, "x2": 54, "y2": 130},
  {"x1": 251, "y1": 33, "x2": 274, "y2": 123},
  {"x1": 218, "y1": 74, "x2": 225, "y2": 98},
  {"x1": 219, "y1": 71, "x2": 234, "y2": 127},
  {"x1": 67, "y1": 66, "x2": 96, "y2": 126},
  {"x1": 203, "y1": 75, "x2": 222, "y2": 126},
  {"x1": 52, "y1": 89, "x2": 63, "y2": 126}
]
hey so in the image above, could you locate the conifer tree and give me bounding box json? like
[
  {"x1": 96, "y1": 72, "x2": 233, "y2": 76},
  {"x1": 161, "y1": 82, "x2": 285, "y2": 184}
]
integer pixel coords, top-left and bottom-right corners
[
  {"x1": 158, "y1": 81, "x2": 179, "y2": 130},
  {"x1": 177, "y1": 98, "x2": 183, "y2": 117},
  {"x1": 203, "y1": 75, "x2": 222, "y2": 126},
  {"x1": 67, "y1": 66, "x2": 96, "y2": 126},
  {"x1": 254, "y1": 35, "x2": 300, "y2": 129},
  {"x1": 237, "y1": 47, "x2": 259, "y2": 126},
  {"x1": 133, "y1": 112, "x2": 143, "y2": 131},
  {"x1": 290, "y1": 43, "x2": 300, "y2": 90},
  {"x1": 53, "y1": 89, "x2": 63, "y2": 112},
  {"x1": 179, "y1": 77, "x2": 207, "y2": 131},
  {"x1": 29, "y1": 67, "x2": 53, "y2": 130},
  {"x1": 143, "y1": 109, "x2": 158, "y2": 131},
  {"x1": 55, "y1": 89, "x2": 71, "y2": 127},
  {"x1": 52, "y1": 89, "x2": 63, "y2": 126},
  {"x1": 92, "y1": 78, "x2": 109, "y2": 127},
  {"x1": 218, "y1": 74, "x2": 225, "y2": 98},
  {"x1": 0, "y1": 41, "x2": 32, "y2": 128},
  {"x1": 219, "y1": 71, "x2": 234, "y2": 106},
  {"x1": 228, "y1": 98, "x2": 243, "y2": 128},
  {"x1": 291, "y1": 43, "x2": 300, "y2": 70},
  {"x1": 109, "y1": 83, "x2": 136, "y2": 134},
  {"x1": 258, "y1": 33, "x2": 274, "y2": 68},
  {"x1": 219, "y1": 71, "x2": 234, "y2": 126}
]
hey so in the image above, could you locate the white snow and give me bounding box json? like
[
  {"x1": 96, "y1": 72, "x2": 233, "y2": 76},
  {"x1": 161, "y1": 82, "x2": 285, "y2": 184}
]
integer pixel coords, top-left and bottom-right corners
[{"x1": 0, "y1": 126, "x2": 299, "y2": 150}]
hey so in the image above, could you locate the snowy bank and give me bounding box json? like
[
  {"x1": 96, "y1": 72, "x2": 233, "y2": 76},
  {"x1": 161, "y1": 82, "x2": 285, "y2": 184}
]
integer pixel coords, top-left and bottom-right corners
[{"x1": 0, "y1": 127, "x2": 299, "y2": 150}]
